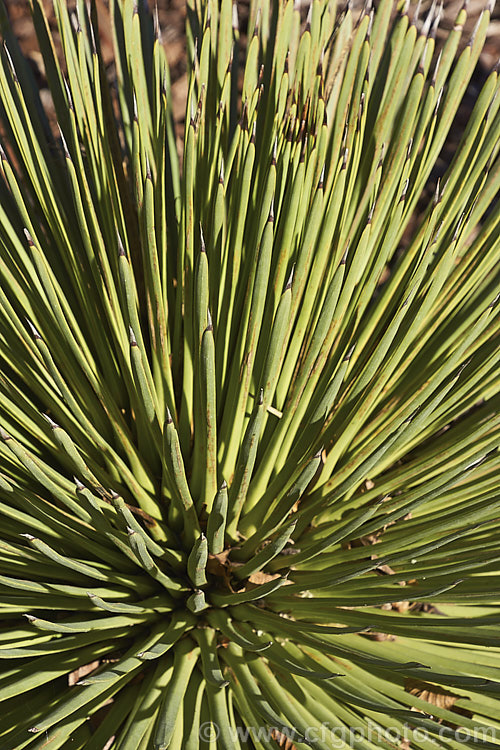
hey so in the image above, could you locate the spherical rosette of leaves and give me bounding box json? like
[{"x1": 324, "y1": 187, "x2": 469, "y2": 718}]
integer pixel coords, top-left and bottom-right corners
[{"x1": 0, "y1": 0, "x2": 500, "y2": 747}]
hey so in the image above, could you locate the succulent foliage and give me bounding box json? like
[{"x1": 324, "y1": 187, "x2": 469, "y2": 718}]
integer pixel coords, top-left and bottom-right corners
[{"x1": 0, "y1": 0, "x2": 500, "y2": 747}]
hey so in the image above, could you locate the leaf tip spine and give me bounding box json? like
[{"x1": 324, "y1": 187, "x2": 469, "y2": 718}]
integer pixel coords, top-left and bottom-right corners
[
  {"x1": 431, "y1": 50, "x2": 442, "y2": 87},
  {"x1": 88, "y1": 18, "x2": 97, "y2": 56},
  {"x1": 63, "y1": 78, "x2": 74, "y2": 111},
  {"x1": 3, "y1": 44, "x2": 19, "y2": 84},
  {"x1": 319, "y1": 164, "x2": 325, "y2": 190},
  {"x1": 254, "y1": 7, "x2": 261, "y2": 37},
  {"x1": 367, "y1": 201, "x2": 375, "y2": 224},
  {"x1": 129, "y1": 327, "x2": 138, "y2": 347},
  {"x1": 117, "y1": 232, "x2": 126, "y2": 257},
  {"x1": 206, "y1": 308, "x2": 213, "y2": 332},
  {"x1": 343, "y1": 344, "x2": 356, "y2": 361},
  {"x1": 58, "y1": 124, "x2": 71, "y2": 160},
  {"x1": 153, "y1": 0, "x2": 162, "y2": 42},
  {"x1": 340, "y1": 243, "x2": 349, "y2": 265},
  {"x1": 23, "y1": 228, "x2": 35, "y2": 247},
  {"x1": 26, "y1": 318, "x2": 42, "y2": 340},
  {"x1": 42, "y1": 413, "x2": 59, "y2": 430}
]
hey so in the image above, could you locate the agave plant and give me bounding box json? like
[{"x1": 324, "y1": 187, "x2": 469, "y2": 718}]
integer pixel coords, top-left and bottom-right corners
[{"x1": 0, "y1": 0, "x2": 500, "y2": 746}]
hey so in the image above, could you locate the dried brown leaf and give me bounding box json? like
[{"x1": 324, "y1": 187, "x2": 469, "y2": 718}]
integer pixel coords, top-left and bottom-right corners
[
  {"x1": 207, "y1": 550, "x2": 231, "y2": 573},
  {"x1": 68, "y1": 660, "x2": 100, "y2": 686},
  {"x1": 405, "y1": 679, "x2": 473, "y2": 728},
  {"x1": 364, "y1": 631, "x2": 397, "y2": 641},
  {"x1": 207, "y1": 551, "x2": 233, "y2": 588},
  {"x1": 271, "y1": 728, "x2": 298, "y2": 749},
  {"x1": 247, "y1": 571, "x2": 281, "y2": 585}
]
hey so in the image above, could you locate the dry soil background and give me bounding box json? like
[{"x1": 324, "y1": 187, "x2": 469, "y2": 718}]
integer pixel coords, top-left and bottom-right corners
[{"x1": 5, "y1": 0, "x2": 500, "y2": 154}]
